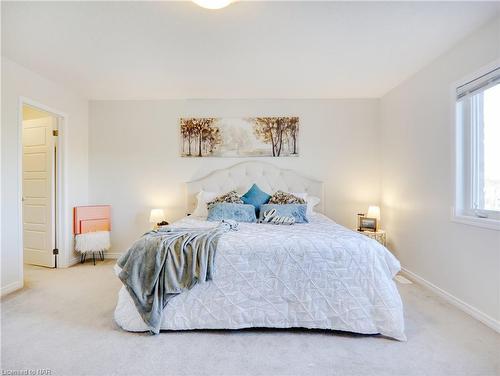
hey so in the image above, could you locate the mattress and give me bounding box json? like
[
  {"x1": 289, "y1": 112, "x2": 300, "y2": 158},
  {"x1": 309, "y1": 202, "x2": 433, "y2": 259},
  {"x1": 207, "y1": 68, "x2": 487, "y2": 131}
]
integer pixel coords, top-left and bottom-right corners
[{"x1": 114, "y1": 213, "x2": 406, "y2": 340}]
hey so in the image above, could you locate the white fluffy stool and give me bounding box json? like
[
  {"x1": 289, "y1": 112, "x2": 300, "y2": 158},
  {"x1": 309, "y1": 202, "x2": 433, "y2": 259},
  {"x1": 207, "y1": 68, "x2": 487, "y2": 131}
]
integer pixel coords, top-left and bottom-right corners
[{"x1": 75, "y1": 231, "x2": 111, "y2": 265}]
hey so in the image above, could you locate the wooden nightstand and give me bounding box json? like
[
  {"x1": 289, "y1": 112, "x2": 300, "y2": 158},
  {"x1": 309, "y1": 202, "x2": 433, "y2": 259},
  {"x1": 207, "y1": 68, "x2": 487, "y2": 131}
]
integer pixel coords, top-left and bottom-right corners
[{"x1": 357, "y1": 229, "x2": 386, "y2": 246}]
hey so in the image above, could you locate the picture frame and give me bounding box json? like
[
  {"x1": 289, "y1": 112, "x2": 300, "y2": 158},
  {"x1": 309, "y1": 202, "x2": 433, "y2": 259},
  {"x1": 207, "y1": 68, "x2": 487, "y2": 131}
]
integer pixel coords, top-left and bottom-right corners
[
  {"x1": 358, "y1": 216, "x2": 377, "y2": 232},
  {"x1": 180, "y1": 117, "x2": 299, "y2": 158}
]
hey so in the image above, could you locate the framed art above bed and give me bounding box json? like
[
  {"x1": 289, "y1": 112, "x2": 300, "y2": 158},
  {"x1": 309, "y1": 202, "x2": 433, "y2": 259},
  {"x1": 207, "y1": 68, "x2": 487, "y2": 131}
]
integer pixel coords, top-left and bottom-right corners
[{"x1": 180, "y1": 117, "x2": 299, "y2": 158}]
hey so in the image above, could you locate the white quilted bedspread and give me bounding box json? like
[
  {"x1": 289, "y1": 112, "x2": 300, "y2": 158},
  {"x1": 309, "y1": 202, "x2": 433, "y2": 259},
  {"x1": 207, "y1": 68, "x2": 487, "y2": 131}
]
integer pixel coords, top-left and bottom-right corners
[{"x1": 114, "y1": 214, "x2": 406, "y2": 340}]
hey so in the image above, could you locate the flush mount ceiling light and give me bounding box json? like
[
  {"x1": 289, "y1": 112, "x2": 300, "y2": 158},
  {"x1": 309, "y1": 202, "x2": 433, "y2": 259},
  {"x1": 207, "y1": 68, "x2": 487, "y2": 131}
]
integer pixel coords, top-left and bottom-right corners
[{"x1": 192, "y1": 0, "x2": 233, "y2": 9}]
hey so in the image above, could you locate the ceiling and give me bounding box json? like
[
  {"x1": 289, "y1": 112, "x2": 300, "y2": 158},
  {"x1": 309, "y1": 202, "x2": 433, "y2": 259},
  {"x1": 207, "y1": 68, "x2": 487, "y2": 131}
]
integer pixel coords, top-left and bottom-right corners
[{"x1": 2, "y1": 1, "x2": 499, "y2": 100}]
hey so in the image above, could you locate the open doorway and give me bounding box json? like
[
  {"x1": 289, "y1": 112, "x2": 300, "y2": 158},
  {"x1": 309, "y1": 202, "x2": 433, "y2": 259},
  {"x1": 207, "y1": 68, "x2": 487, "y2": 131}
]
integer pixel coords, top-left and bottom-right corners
[{"x1": 21, "y1": 104, "x2": 60, "y2": 268}]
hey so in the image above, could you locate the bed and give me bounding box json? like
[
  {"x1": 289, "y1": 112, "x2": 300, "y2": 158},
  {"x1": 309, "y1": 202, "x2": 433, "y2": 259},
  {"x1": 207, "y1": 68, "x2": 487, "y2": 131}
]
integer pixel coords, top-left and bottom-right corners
[{"x1": 114, "y1": 162, "x2": 406, "y2": 341}]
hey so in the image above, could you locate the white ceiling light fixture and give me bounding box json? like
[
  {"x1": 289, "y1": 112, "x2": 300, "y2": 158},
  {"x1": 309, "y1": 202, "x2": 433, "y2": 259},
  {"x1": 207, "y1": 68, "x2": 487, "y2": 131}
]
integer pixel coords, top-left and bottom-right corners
[{"x1": 192, "y1": 0, "x2": 233, "y2": 10}]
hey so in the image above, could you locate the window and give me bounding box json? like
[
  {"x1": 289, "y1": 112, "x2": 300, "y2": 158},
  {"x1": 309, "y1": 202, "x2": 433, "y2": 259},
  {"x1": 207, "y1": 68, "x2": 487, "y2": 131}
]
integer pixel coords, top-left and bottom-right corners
[{"x1": 455, "y1": 65, "x2": 500, "y2": 227}]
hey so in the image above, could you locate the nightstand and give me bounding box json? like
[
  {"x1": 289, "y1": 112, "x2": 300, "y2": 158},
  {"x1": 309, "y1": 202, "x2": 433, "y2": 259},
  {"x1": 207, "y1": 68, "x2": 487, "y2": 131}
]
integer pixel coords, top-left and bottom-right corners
[{"x1": 357, "y1": 229, "x2": 386, "y2": 246}]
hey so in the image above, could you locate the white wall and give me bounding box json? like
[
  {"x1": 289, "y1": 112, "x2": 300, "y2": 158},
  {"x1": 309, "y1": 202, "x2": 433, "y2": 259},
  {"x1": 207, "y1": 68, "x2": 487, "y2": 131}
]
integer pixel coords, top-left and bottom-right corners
[
  {"x1": 89, "y1": 99, "x2": 380, "y2": 253},
  {"x1": 1, "y1": 57, "x2": 89, "y2": 294},
  {"x1": 380, "y1": 18, "x2": 500, "y2": 326}
]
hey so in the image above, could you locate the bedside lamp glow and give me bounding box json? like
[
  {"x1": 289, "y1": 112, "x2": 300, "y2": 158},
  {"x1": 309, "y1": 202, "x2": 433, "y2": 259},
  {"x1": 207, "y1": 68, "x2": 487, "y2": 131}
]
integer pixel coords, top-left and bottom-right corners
[
  {"x1": 149, "y1": 209, "x2": 165, "y2": 229},
  {"x1": 367, "y1": 205, "x2": 380, "y2": 220},
  {"x1": 367, "y1": 205, "x2": 381, "y2": 230}
]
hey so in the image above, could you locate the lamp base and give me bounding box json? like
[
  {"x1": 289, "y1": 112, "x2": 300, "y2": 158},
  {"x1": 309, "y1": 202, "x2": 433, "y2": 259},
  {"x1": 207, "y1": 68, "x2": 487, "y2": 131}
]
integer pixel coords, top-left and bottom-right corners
[{"x1": 152, "y1": 221, "x2": 169, "y2": 230}]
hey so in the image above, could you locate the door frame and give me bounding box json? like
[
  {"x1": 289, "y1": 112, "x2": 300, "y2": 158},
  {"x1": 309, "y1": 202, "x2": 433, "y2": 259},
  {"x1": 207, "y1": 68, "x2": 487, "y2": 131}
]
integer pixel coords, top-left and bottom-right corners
[{"x1": 18, "y1": 97, "x2": 68, "y2": 276}]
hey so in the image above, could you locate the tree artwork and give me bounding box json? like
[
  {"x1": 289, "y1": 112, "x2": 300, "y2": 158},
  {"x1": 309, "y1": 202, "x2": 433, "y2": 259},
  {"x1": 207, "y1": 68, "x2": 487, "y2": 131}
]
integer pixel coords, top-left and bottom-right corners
[
  {"x1": 286, "y1": 117, "x2": 299, "y2": 155},
  {"x1": 180, "y1": 117, "x2": 299, "y2": 157},
  {"x1": 180, "y1": 118, "x2": 221, "y2": 157},
  {"x1": 251, "y1": 117, "x2": 299, "y2": 157}
]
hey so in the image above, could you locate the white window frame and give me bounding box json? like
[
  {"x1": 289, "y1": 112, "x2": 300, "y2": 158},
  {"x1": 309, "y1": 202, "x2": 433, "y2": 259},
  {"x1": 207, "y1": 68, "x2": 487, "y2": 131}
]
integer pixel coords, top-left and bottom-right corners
[{"x1": 452, "y1": 60, "x2": 500, "y2": 231}]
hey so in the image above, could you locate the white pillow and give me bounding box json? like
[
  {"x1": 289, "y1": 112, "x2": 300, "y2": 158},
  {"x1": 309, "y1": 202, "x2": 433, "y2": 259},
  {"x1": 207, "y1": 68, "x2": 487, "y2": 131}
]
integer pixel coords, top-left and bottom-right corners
[
  {"x1": 291, "y1": 192, "x2": 308, "y2": 201},
  {"x1": 305, "y1": 196, "x2": 321, "y2": 215},
  {"x1": 192, "y1": 190, "x2": 218, "y2": 217},
  {"x1": 291, "y1": 192, "x2": 319, "y2": 215}
]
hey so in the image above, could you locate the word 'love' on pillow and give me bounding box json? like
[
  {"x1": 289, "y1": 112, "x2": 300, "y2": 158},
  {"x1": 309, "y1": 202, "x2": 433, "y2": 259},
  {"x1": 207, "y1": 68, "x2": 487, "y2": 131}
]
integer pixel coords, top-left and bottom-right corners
[
  {"x1": 259, "y1": 204, "x2": 308, "y2": 224},
  {"x1": 260, "y1": 208, "x2": 295, "y2": 225}
]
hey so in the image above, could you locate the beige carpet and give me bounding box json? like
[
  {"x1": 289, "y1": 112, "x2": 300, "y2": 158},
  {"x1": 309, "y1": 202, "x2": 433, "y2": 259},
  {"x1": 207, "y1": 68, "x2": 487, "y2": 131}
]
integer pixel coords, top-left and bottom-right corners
[{"x1": 1, "y1": 261, "x2": 499, "y2": 376}]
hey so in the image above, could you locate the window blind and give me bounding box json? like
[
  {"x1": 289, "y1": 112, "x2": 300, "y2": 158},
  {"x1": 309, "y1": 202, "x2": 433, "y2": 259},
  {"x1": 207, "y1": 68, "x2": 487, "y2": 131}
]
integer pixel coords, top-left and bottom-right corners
[{"x1": 456, "y1": 67, "x2": 500, "y2": 100}]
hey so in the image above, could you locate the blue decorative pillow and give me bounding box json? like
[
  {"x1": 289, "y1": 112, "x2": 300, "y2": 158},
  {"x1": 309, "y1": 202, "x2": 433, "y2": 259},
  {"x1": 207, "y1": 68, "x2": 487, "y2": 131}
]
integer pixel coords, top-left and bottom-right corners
[
  {"x1": 259, "y1": 204, "x2": 308, "y2": 224},
  {"x1": 241, "y1": 184, "x2": 271, "y2": 215},
  {"x1": 207, "y1": 203, "x2": 257, "y2": 223}
]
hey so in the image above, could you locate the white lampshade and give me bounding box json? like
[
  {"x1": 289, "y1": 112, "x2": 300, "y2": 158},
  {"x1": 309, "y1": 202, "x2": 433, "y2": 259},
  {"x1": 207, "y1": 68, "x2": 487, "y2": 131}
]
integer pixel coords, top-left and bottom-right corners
[
  {"x1": 367, "y1": 205, "x2": 381, "y2": 221},
  {"x1": 149, "y1": 209, "x2": 165, "y2": 224},
  {"x1": 193, "y1": 0, "x2": 233, "y2": 9}
]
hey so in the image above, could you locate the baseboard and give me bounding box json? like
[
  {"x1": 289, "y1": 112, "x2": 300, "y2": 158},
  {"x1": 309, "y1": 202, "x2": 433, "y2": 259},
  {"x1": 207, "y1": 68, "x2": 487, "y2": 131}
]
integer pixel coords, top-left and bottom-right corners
[
  {"x1": 104, "y1": 252, "x2": 122, "y2": 259},
  {"x1": 0, "y1": 280, "x2": 23, "y2": 297},
  {"x1": 66, "y1": 256, "x2": 80, "y2": 267},
  {"x1": 401, "y1": 267, "x2": 500, "y2": 334}
]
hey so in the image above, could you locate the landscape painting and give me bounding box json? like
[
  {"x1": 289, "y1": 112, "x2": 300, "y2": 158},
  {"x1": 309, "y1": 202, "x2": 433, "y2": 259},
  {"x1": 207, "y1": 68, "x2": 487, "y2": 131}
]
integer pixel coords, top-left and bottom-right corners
[{"x1": 180, "y1": 117, "x2": 299, "y2": 157}]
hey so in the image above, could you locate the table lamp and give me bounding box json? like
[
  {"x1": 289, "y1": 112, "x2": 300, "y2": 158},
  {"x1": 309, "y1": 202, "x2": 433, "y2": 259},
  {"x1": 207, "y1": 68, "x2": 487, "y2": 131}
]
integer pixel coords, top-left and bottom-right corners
[
  {"x1": 367, "y1": 205, "x2": 381, "y2": 230},
  {"x1": 149, "y1": 208, "x2": 166, "y2": 230}
]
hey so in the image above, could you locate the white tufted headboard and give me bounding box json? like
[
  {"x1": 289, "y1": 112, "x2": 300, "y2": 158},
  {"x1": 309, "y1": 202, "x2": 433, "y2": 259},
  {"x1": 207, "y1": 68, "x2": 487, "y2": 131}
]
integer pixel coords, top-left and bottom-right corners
[{"x1": 186, "y1": 161, "x2": 324, "y2": 214}]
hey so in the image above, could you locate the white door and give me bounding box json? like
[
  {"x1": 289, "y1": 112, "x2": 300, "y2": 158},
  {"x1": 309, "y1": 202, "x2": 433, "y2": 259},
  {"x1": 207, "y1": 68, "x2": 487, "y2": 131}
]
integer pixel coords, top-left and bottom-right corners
[{"x1": 22, "y1": 116, "x2": 56, "y2": 267}]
